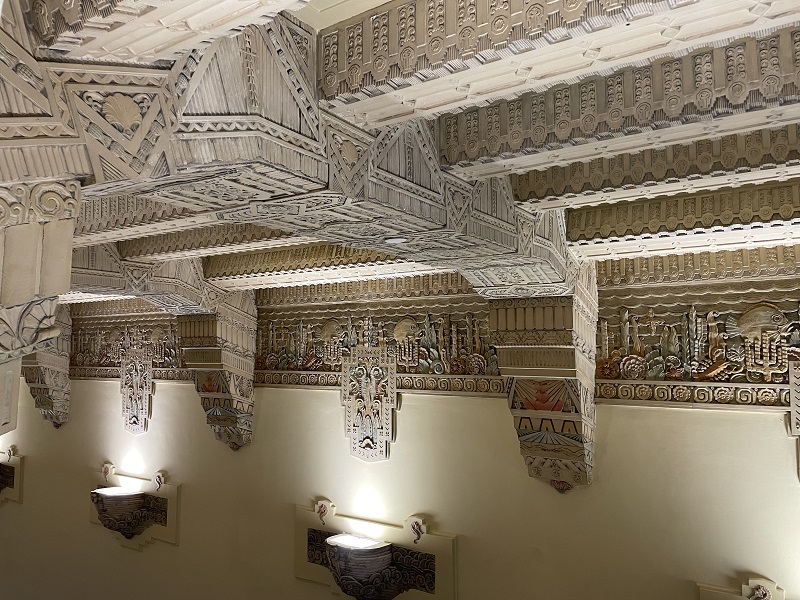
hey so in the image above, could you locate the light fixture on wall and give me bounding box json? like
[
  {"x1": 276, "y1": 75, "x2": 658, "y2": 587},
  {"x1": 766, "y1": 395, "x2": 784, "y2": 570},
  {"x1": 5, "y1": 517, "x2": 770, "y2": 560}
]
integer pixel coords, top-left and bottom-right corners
[
  {"x1": 320, "y1": 532, "x2": 433, "y2": 600},
  {"x1": 298, "y1": 500, "x2": 454, "y2": 599},
  {"x1": 0, "y1": 447, "x2": 18, "y2": 498},
  {"x1": 90, "y1": 486, "x2": 166, "y2": 540},
  {"x1": 698, "y1": 577, "x2": 784, "y2": 600},
  {"x1": 89, "y1": 462, "x2": 176, "y2": 547}
]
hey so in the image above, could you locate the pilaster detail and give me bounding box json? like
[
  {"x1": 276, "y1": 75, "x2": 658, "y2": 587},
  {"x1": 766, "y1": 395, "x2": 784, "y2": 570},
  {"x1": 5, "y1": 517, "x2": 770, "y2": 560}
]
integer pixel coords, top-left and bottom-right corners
[
  {"x1": 21, "y1": 304, "x2": 71, "y2": 427},
  {"x1": 179, "y1": 291, "x2": 258, "y2": 450}
]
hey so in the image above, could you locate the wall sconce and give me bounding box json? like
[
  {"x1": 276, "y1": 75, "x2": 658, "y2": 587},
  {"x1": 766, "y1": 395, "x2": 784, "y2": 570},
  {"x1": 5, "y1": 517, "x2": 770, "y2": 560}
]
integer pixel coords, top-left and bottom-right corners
[
  {"x1": 698, "y1": 577, "x2": 784, "y2": 600},
  {"x1": 89, "y1": 462, "x2": 179, "y2": 551},
  {"x1": 296, "y1": 499, "x2": 456, "y2": 599},
  {"x1": 0, "y1": 446, "x2": 22, "y2": 506},
  {"x1": 322, "y1": 532, "x2": 429, "y2": 600}
]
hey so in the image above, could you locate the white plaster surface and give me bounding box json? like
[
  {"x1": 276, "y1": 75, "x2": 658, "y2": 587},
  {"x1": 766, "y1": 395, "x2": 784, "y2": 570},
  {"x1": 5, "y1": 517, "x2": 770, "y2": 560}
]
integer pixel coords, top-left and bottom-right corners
[{"x1": 0, "y1": 380, "x2": 798, "y2": 598}]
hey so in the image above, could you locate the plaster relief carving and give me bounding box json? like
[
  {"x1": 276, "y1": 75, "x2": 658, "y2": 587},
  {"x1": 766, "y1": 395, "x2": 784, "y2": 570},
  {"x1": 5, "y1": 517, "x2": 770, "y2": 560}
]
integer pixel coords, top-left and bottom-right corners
[
  {"x1": 21, "y1": 304, "x2": 71, "y2": 427},
  {"x1": 106, "y1": 325, "x2": 178, "y2": 435},
  {"x1": 0, "y1": 181, "x2": 80, "y2": 227},
  {"x1": 0, "y1": 297, "x2": 62, "y2": 360},
  {"x1": 342, "y1": 347, "x2": 397, "y2": 462},
  {"x1": 596, "y1": 302, "x2": 800, "y2": 388}
]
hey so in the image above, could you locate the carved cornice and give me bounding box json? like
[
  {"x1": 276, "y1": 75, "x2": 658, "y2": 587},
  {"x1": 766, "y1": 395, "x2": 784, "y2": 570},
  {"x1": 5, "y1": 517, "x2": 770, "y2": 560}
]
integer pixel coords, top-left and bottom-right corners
[
  {"x1": 119, "y1": 224, "x2": 314, "y2": 262},
  {"x1": 204, "y1": 244, "x2": 445, "y2": 289},
  {"x1": 255, "y1": 370, "x2": 506, "y2": 395},
  {"x1": 567, "y1": 182, "x2": 800, "y2": 256},
  {"x1": 596, "y1": 246, "x2": 800, "y2": 290},
  {"x1": 74, "y1": 196, "x2": 194, "y2": 246},
  {"x1": 513, "y1": 125, "x2": 800, "y2": 209},
  {"x1": 27, "y1": 0, "x2": 309, "y2": 62},
  {"x1": 254, "y1": 272, "x2": 480, "y2": 307},
  {"x1": 596, "y1": 380, "x2": 789, "y2": 408},
  {"x1": 442, "y1": 27, "x2": 800, "y2": 173}
]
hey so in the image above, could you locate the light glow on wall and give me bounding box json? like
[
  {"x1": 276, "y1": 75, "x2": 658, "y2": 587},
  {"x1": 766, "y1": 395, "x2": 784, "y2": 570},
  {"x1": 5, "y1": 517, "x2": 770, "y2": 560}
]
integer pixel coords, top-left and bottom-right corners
[
  {"x1": 121, "y1": 449, "x2": 145, "y2": 475},
  {"x1": 352, "y1": 484, "x2": 386, "y2": 520}
]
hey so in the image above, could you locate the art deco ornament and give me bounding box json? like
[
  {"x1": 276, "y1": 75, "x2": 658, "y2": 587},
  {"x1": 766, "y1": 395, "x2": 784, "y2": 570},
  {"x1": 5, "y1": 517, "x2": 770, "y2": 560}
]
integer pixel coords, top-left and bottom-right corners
[
  {"x1": 90, "y1": 486, "x2": 166, "y2": 540},
  {"x1": 341, "y1": 347, "x2": 397, "y2": 462},
  {"x1": 297, "y1": 500, "x2": 454, "y2": 598},
  {"x1": 314, "y1": 532, "x2": 436, "y2": 600}
]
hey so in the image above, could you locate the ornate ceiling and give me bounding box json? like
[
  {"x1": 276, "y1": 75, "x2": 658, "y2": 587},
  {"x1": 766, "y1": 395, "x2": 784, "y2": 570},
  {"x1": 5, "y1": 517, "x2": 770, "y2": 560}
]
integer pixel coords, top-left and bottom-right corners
[{"x1": 2, "y1": 0, "x2": 800, "y2": 493}]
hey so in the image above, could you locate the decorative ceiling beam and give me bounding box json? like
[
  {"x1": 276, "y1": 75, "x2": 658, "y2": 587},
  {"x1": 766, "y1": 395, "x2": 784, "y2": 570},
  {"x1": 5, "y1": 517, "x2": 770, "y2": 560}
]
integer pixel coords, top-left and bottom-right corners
[
  {"x1": 118, "y1": 224, "x2": 317, "y2": 262},
  {"x1": 24, "y1": 0, "x2": 309, "y2": 63},
  {"x1": 441, "y1": 27, "x2": 800, "y2": 179},
  {"x1": 203, "y1": 244, "x2": 446, "y2": 290},
  {"x1": 512, "y1": 124, "x2": 800, "y2": 210},
  {"x1": 565, "y1": 180, "x2": 800, "y2": 260},
  {"x1": 321, "y1": 0, "x2": 800, "y2": 127}
]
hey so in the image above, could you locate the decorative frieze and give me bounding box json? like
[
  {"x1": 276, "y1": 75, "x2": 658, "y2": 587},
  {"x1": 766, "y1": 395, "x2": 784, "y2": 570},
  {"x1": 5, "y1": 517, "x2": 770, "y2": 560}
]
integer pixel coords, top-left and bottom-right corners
[
  {"x1": 595, "y1": 302, "x2": 800, "y2": 387},
  {"x1": 255, "y1": 371, "x2": 505, "y2": 395},
  {"x1": 256, "y1": 309, "x2": 499, "y2": 378},
  {"x1": 596, "y1": 380, "x2": 789, "y2": 408}
]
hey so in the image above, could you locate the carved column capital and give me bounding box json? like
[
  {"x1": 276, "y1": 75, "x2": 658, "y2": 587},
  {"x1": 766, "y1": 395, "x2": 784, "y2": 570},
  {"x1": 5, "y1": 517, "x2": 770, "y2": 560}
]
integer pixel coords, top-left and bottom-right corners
[{"x1": 0, "y1": 180, "x2": 80, "y2": 227}]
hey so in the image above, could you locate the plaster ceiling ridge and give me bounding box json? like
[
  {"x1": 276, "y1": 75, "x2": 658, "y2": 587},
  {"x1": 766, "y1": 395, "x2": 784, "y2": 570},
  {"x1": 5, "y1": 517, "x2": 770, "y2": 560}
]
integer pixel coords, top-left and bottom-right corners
[
  {"x1": 28, "y1": 0, "x2": 311, "y2": 63},
  {"x1": 334, "y1": 19, "x2": 800, "y2": 122},
  {"x1": 598, "y1": 282, "x2": 800, "y2": 308},
  {"x1": 254, "y1": 271, "x2": 478, "y2": 305},
  {"x1": 116, "y1": 222, "x2": 307, "y2": 261},
  {"x1": 451, "y1": 103, "x2": 800, "y2": 182},
  {"x1": 73, "y1": 213, "x2": 221, "y2": 247},
  {"x1": 257, "y1": 299, "x2": 491, "y2": 318},
  {"x1": 67, "y1": 297, "x2": 173, "y2": 318},
  {"x1": 201, "y1": 244, "x2": 413, "y2": 279}
]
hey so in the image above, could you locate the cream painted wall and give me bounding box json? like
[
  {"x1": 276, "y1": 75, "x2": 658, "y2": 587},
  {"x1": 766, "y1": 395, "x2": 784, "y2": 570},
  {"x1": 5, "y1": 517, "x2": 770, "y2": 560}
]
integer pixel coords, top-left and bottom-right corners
[{"x1": 0, "y1": 379, "x2": 799, "y2": 599}]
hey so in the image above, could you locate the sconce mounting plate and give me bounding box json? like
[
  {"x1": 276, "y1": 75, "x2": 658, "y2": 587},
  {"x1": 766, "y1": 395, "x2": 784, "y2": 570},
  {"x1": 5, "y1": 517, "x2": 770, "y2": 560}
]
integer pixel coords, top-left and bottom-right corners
[{"x1": 0, "y1": 446, "x2": 22, "y2": 506}]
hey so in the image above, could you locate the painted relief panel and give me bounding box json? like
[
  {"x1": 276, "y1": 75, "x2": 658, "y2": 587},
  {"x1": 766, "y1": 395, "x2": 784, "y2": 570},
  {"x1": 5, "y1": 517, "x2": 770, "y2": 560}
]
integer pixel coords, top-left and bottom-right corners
[
  {"x1": 257, "y1": 313, "x2": 499, "y2": 377},
  {"x1": 596, "y1": 302, "x2": 800, "y2": 407}
]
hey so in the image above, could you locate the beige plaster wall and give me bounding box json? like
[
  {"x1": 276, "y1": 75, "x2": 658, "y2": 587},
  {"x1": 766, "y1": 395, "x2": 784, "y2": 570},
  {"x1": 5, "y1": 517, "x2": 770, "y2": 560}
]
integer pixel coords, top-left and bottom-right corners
[{"x1": 0, "y1": 380, "x2": 798, "y2": 599}]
